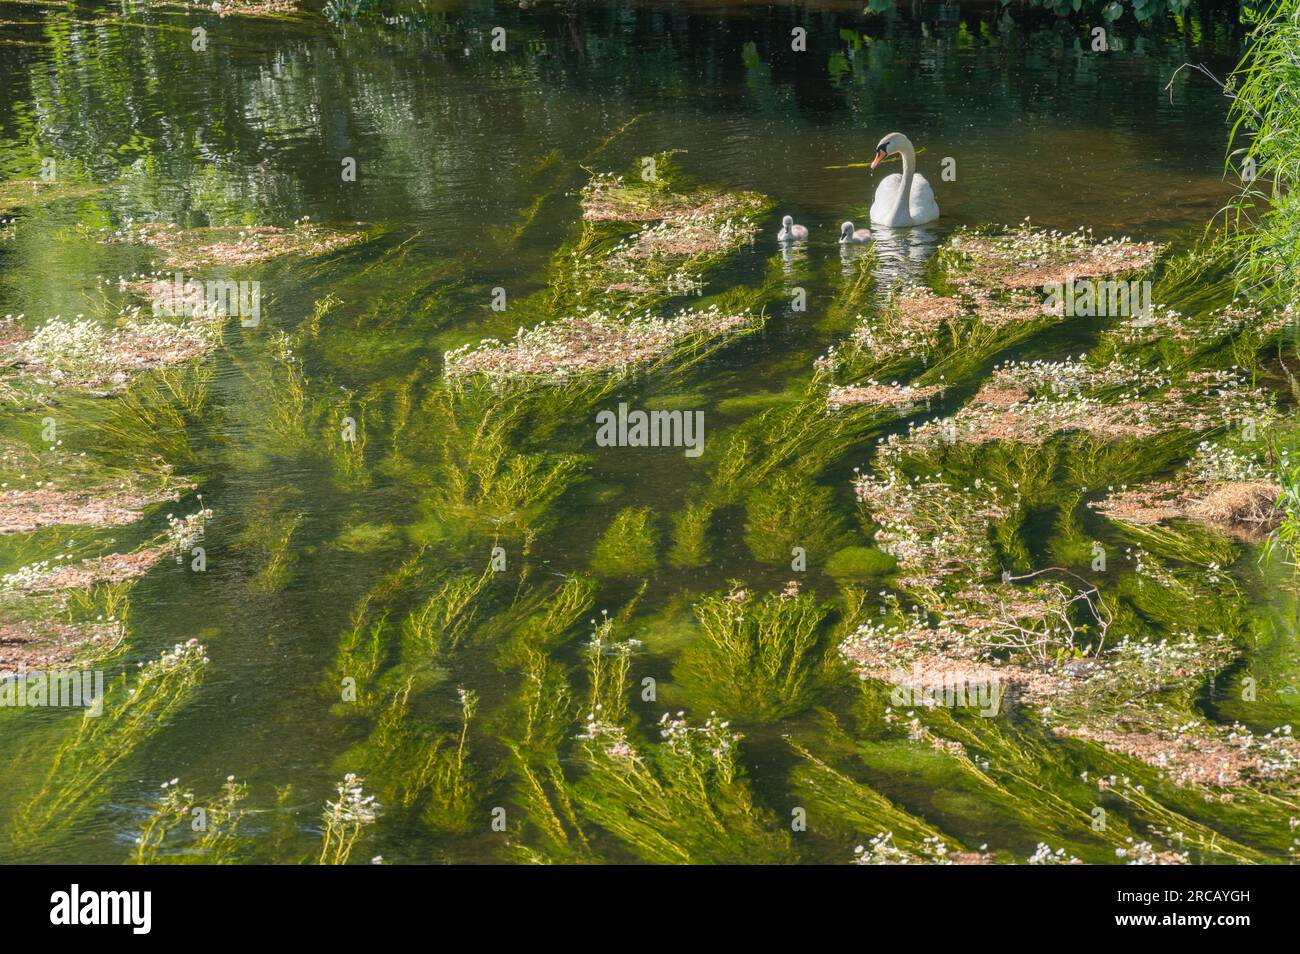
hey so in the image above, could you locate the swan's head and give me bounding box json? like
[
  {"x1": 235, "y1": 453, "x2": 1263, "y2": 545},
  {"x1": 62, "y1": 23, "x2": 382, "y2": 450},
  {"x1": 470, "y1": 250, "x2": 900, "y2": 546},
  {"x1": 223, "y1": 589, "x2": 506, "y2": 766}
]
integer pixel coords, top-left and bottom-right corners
[
  {"x1": 781, "y1": 215, "x2": 794, "y2": 228},
  {"x1": 871, "y1": 132, "x2": 911, "y2": 170},
  {"x1": 840, "y1": 221, "x2": 855, "y2": 239}
]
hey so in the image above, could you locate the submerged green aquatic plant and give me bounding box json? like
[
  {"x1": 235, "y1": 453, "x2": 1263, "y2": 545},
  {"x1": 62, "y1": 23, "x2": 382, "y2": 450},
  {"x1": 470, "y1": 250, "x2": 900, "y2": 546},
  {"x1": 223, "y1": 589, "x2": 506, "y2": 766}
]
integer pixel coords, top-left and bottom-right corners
[
  {"x1": 676, "y1": 584, "x2": 839, "y2": 723},
  {"x1": 442, "y1": 159, "x2": 775, "y2": 389},
  {"x1": 402, "y1": 382, "x2": 589, "y2": 549},
  {"x1": 667, "y1": 499, "x2": 714, "y2": 568},
  {"x1": 1264, "y1": 443, "x2": 1300, "y2": 573},
  {"x1": 707, "y1": 390, "x2": 892, "y2": 509},
  {"x1": 399, "y1": 567, "x2": 495, "y2": 664},
  {"x1": 497, "y1": 575, "x2": 597, "y2": 661},
  {"x1": 572, "y1": 714, "x2": 792, "y2": 864},
  {"x1": 788, "y1": 739, "x2": 956, "y2": 855},
  {"x1": 357, "y1": 680, "x2": 481, "y2": 835},
  {"x1": 235, "y1": 498, "x2": 304, "y2": 593},
  {"x1": 420, "y1": 687, "x2": 482, "y2": 835},
  {"x1": 12, "y1": 25, "x2": 1300, "y2": 865},
  {"x1": 319, "y1": 772, "x2": 380, "y2": 865},
  {"x1": 500, "y1": 649, "x2": 592, "y2": 863},
  {"x1": 583, "y1": 615, "x2": 636, "y2": 727},
  {"x1": 742, "y1": 470, "x2": 851, "y2": 565},
  {"x1": 591, "y1": 506, "x2": 659, "y2": 577},
  {"x1": 560, "y1": 159, "x2": 771, "y2": 310},
  {"x1": 331, "y1": 604, "x2": 391, "y2": 713},
  {"x1": 86, "y1": 363, "x2": 218, "y2": 468},
  {"x1": 131, "y1": 776, "x2": 251, "y2": 865},
  {"x1": 14, "y1": 640, "x2": 210, "y2": 846}
]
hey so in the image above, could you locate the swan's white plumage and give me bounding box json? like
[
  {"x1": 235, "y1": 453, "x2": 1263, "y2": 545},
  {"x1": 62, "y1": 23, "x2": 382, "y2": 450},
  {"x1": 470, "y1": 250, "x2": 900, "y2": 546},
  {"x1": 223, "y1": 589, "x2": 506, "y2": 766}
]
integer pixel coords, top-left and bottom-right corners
[
  {"x1": 870, "y1": 171, "x2": 939, "y2": 226},
  {"x1": 868, "y1": 133, "x2": 940, "y2": 227}
]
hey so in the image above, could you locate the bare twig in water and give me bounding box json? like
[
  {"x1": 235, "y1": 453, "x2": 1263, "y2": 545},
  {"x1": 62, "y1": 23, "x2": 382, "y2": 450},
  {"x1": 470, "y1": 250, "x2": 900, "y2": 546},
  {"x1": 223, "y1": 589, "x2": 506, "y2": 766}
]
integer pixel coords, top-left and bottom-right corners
[{"x1": 1003, "y1": 566, "x2": 1113, "y2": 657}]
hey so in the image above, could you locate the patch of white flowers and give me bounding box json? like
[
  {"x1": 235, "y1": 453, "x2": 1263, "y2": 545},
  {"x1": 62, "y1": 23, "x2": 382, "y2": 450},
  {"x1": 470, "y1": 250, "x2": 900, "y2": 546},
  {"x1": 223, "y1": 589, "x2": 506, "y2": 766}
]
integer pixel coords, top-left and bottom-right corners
[
  {"x1": 324, "y1": 773, "x2": 380, "y2": 827},
  {"x1": 853, "y1": 832, "x2": 954, "y2": 865},
  {"x1": 1188, "y1": 439, "x2": 1268, "y2": 484},
  {"x1": 1027, "y1": 842, "x2": 1082, "y2": 864},
  {"x1": 166, "y1": 498, "x2": 212, "y2": 559}
]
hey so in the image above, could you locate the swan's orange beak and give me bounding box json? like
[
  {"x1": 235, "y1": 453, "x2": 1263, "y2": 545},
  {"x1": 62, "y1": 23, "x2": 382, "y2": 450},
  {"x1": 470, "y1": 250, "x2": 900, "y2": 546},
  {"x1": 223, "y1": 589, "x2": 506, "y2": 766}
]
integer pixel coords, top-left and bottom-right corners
[{"x1": 870, "y1": 148, "x2": 886, "y2": 170}]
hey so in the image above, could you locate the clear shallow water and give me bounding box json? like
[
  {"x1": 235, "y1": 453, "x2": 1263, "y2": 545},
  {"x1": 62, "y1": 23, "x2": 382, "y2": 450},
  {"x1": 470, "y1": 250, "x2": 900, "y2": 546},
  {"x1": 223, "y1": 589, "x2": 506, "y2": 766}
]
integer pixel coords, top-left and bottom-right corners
[{"x1": 1, "y1": 0, "x2": 1290, "y2": 864}]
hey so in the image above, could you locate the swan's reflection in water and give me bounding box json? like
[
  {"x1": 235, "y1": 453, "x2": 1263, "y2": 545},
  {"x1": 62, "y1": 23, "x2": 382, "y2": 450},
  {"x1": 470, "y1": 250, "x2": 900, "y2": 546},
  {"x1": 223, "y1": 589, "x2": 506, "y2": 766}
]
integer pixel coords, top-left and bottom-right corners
[
  {"x1": 779, "y1": 240, "x2": 810, "y2": 272},
  {"x1": 847, "y1": 224, "x2": 944, "y2": 292}
]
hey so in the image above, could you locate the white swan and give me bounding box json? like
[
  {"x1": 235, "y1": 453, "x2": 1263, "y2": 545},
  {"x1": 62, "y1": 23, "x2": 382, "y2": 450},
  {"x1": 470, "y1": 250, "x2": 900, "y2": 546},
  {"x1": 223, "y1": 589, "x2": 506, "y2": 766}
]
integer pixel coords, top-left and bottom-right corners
[
  {"x1": 839, "y1": 221, "x2": 870, "y2": 244},
  {"x1": 869, "y1": 132, "x2": 940, "y2": 227},
  {"x1": 777, "y1": 214, "x2": 808, "y2": 243}
]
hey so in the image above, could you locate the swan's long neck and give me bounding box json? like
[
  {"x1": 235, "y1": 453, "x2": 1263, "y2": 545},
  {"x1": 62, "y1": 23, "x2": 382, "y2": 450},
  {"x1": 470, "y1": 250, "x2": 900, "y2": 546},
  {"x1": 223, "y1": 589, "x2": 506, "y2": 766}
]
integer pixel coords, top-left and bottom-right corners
[{"x1": 892, "y1": 143, "x2": 916, "y2": 221}]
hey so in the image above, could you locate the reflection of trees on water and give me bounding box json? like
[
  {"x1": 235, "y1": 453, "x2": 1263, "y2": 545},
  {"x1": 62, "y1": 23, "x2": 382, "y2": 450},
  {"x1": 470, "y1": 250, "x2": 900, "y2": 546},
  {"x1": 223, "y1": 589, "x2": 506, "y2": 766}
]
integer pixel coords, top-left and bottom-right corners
[{"x1": 0, "y1": 1, "x2": 1248, "y2": 230}]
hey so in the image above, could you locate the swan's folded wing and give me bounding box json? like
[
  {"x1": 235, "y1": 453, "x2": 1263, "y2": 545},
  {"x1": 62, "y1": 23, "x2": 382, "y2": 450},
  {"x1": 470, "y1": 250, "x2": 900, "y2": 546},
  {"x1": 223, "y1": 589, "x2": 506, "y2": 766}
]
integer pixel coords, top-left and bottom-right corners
[
  {"x1": 908, "y1": 172, "x2": 941, "y2": 224},
  {"x1": 871, "y1": 172, "x2": 905, "y2": 225}
]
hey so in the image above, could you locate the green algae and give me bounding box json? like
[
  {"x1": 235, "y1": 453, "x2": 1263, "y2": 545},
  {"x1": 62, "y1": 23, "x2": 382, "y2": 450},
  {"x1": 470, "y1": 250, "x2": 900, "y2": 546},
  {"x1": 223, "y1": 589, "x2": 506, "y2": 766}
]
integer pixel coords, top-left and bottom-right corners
[
  {"x1": 675, "y1": 585, "x2": 841, "y2": 724},
  {"x1": 131, "y1": 776, "x2": 252, "y2": 865},
  {"x1": 0, "y1": 177, "x2": 105, "y2": 215},
  {"x1": 824, "y1": 546, "x2": 897, "y2": 580},
  {"x1": 9, "y1": 640, "x2": 209, "y2": 848},
  {"x1": 591, "y1": 506, "x2": 659, "y2": 577},
  {"x1": 570, "y1": 713, "x2": 794, "y2": 864}
]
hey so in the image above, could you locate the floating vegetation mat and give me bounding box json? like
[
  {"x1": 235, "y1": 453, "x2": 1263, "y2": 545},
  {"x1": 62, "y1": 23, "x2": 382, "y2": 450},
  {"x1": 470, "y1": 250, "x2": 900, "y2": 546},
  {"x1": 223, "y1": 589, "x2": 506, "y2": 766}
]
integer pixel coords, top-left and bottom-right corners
[
  {"x1": 443, "y1": 163, "x2": 774, "y2": 384},
  {"x1": 1092, "y1": 440, "x2": 1280, "y2": 543},
  {"x1": 93, "y1": 219, "x2": 365, "y2": 269},
  {"x1": 1, "y1": 548, "x2": 165, "y2": 596},
  {"x1": 812, "y1": 222, "x2": 1300, "y2": 858},
  {"x1": 0, "y1": 178, "x2": 104, "y2": 214},
  {"x1": 828, "y1": 380, "x2": 942, "y2": 411},
  {"x1": 0, "y1": 458, "x2": 191, "y2": 536},
  {"x1": 817, "y1": 224, "x2": 1159, "y2": 400},
  {"x1": 444, "y1": 304, "x2": 761, "y2": 380},
  {"x1": 2, "y1": 307, "x2": 221, "y2": 396},
  {"x1": 901, "y1": 361, "x2": 1270, "y2": 448},
  {"x1": 0, "y1": 537, "x2": 170, "y2": 674},
  {"x1": 580, "y1": 172, "x2": 765, "y2": 225},
  {"x1": 0, "y1": 617, "x2": 123, "y2": 676},
  {"x1": 558, "y1": 164, "x2": 771, "y2": 306},
  {"x1": 940, "y1": 221, "x2": 1159, "y2": 292},
  {"x1": 204, "y1": 0, "x2": 301, "y2": 15},
  {"x1": 1059, "y1": 722, "x2": 1300, "y2": 791}
]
